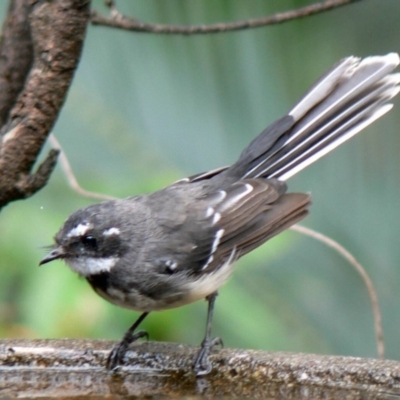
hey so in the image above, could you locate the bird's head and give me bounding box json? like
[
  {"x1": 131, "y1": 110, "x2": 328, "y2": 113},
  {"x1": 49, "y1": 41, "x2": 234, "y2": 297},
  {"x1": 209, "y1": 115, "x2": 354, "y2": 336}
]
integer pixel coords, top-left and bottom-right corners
[{"x1": 40, "y1": 202, "x2": 126, "y2": 277}]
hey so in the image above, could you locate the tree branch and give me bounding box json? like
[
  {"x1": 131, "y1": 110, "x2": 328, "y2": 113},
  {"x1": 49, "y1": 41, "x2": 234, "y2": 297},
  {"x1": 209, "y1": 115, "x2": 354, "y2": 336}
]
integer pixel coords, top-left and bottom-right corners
[
  {"x1": 0, "y1": 0, "x2": 90, "y2": 209},
  {"x1": 0, "y1": 339, "x2": 399, "y2": 398},
  {"x1": 0, "y1": 0, "x2": 33, "y2": 128},
  {"x1": 91, "y1": 0, "x2": 361, "y2": 35}
]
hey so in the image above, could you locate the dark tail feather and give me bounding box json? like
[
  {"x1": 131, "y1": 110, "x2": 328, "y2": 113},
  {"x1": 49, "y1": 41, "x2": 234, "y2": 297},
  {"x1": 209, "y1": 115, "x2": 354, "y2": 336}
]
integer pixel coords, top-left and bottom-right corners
[{"x1": 234, "y1": 53, "x2": 400, "y2": 181}]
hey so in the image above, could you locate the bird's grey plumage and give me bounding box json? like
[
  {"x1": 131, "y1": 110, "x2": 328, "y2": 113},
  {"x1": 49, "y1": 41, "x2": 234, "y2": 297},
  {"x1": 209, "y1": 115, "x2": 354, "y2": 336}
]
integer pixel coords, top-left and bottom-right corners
[{"x1": 40, "y1": 53, "x2": 400, "y2": 374}]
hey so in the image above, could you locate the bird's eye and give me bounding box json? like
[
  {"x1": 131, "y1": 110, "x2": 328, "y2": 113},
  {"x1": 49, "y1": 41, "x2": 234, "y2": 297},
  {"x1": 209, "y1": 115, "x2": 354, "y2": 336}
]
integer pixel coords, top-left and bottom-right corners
[{"x1": 80, "y1": 235, "x2": 97, "y2": 249}]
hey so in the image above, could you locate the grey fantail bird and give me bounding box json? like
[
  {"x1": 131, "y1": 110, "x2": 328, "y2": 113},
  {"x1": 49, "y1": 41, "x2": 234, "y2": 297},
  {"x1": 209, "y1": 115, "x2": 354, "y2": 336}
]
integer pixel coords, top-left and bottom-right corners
[{"x1": 40, "y1": 53, "x2": 400, "y2": 375}]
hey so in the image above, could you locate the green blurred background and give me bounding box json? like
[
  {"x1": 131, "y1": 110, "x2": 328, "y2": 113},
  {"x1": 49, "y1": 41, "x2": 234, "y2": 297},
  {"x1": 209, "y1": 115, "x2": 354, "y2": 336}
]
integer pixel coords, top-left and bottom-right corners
[{"x1": 1, "y1": 0, "x2": 400, "y2": 360}]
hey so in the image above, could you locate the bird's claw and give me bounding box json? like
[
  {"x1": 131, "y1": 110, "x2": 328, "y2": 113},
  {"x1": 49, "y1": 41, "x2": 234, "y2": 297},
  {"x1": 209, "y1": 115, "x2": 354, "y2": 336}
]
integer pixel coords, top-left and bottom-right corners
[
  {"x1": 106, "y1": 330, "x2": 148, "y2": 371},
  {"x1": 193, "y1": 337, "x2": 223, "y2": 376}
]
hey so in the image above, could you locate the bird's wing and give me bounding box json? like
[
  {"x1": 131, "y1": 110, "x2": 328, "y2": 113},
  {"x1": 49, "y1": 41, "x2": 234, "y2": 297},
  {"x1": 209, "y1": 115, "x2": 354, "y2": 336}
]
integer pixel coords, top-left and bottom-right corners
[{"x1": 155, "y1": 179, "x2": 310, "y2": 276}]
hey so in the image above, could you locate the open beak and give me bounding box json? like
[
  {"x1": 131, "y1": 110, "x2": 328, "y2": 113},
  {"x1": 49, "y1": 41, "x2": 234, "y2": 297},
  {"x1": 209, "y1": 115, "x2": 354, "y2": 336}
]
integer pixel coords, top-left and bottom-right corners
[{"x1": 39, "y1": 247, "x2": 65, "y2": 265}]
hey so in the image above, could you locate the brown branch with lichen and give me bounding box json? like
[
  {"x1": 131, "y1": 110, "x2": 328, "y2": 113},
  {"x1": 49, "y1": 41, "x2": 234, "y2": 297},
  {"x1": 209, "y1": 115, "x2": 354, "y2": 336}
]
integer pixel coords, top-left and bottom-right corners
[
  {"x1": 0, "y1": 0, "x2": 33, "y2": 128},
  {"x1": 1, "y1": 339, "x2": 400, "y2": 398},
  {"x1": 91, "y1": 0, "x2": 361, "y2": 35},
  {"x1": 0, "y1": 0, "x2": 90, "y2": 209}
]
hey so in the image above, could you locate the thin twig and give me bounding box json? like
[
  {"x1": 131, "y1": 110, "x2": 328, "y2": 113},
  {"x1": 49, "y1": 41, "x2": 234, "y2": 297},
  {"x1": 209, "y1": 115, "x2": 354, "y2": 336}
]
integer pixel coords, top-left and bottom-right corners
[
  {"x1": 91, "y1": 0, "x2": 361, "y2": 35},
  {"x1": 49, "y1": 134, "x2": 117, "y2": 201},
  {"x1": 291, "y1": 224, "x2": 384, "y2": 359}
]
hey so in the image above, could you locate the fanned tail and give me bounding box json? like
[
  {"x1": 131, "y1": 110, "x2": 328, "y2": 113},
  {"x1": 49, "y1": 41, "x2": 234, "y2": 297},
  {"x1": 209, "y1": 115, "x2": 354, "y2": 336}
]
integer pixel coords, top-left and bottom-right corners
[{"x1": 233, "y1": 53, "x2": 400, "y2": 181}]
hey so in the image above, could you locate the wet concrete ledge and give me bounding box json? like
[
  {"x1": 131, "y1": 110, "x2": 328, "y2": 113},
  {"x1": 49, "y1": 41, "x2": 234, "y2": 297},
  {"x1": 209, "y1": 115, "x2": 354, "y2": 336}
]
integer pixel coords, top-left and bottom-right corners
[{"x1": 0, "y1": 339, "x2": 400, "y2": 399}]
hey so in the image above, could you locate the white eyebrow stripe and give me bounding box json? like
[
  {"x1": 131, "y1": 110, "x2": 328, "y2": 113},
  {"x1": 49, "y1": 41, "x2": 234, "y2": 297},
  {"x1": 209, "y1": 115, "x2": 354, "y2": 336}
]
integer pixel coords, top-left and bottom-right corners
[
  {"x1": 67, "y1": 223, "x2": 91, "y2": 238},
  {"x1": 103, "y1": 227, "x2": 121, "y2": 236},
  {"x1": 219, "y1": 183, "x2": 254, "y2": 211}
]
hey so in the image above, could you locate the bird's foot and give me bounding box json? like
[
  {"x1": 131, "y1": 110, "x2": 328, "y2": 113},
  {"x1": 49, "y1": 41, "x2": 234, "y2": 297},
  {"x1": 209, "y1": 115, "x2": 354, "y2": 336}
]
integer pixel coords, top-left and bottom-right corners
[
  {"x1": 193, "y1": 336, "x2": 223, "y2": 376},
  {"x1": 106, "y1": 330, "x2": 148, "y2": 371}
]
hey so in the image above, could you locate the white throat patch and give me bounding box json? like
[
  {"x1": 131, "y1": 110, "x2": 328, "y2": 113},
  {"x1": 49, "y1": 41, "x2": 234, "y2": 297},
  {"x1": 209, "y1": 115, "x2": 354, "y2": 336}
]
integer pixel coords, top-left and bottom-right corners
[{"x1": 66, "y1": 256, "x2": 118, "y2": 276}]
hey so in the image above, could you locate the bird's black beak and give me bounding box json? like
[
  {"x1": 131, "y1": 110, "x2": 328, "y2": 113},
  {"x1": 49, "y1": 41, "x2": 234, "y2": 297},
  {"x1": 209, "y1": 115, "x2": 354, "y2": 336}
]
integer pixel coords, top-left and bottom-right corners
[{"x1": 39, "y1": 247, "x2": 65, "y2": 265}]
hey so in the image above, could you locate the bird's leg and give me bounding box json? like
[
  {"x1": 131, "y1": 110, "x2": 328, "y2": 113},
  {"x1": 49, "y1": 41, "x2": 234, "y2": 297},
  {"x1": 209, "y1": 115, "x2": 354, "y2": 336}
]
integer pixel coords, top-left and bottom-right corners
[
  {"x1": 193, "y1": 292, "x2": 223, "y2": 376},
  {"x1": 106, "y1": 311, "x2": 150, "y2": 371}
]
